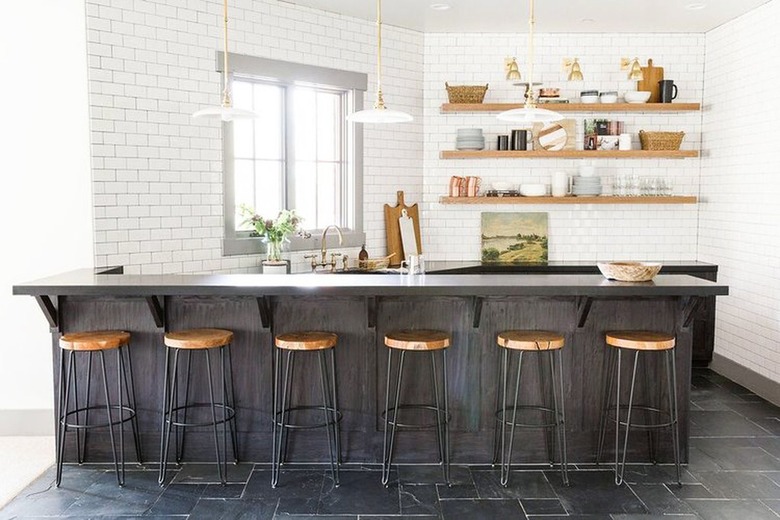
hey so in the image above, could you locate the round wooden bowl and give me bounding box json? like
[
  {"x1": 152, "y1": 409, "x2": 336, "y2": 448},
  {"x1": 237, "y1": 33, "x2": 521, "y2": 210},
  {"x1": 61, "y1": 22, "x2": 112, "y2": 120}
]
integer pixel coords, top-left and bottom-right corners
[{"x1": 597, "y1": 261, "x2": 662, "y2": 282}]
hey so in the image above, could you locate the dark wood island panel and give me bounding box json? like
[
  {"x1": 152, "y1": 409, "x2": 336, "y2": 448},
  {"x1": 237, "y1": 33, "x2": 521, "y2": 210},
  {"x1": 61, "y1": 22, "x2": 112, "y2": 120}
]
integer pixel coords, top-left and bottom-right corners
[{"x1": 14, "y1": 271, "x2": 728, "y2": 466}]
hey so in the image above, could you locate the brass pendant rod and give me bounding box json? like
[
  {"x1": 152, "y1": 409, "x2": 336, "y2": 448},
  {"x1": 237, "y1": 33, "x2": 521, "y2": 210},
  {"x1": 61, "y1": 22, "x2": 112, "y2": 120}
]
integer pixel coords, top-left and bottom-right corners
[
  {"x1": 525, "y1": 0, "x2": 536, "y2": 109},
  {"x1": 374, "y1": 0, "x2": 386, "y2": 110},
  {"x1": 221, "y1": 0, "x2": 232, "y2": 107}
]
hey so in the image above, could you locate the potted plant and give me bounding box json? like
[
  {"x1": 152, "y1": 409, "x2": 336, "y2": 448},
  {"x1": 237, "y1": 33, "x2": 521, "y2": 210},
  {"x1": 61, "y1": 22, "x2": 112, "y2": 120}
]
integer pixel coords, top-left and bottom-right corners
[{"x1": 240, "y1": 205, "x2": 306, "y2": 274}]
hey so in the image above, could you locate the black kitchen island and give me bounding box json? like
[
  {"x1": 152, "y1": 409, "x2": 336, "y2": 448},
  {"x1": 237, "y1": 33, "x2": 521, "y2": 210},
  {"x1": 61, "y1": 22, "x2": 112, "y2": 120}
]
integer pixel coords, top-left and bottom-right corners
[{"x1": 14, "y1": 270, "x2": 728, "y2": 466}]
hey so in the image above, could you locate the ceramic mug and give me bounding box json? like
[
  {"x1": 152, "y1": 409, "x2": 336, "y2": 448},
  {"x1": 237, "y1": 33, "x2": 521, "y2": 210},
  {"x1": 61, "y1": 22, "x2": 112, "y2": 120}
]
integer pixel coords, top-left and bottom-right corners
[{"x1": 551, "y1": 171, "x2": 572, "y2": 197}]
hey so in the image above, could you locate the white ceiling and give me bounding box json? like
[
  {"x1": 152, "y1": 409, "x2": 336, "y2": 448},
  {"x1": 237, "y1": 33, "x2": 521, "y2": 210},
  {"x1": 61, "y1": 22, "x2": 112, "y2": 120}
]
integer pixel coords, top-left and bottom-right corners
[{"x1": 279, "y1": 0, "x2": 770, "y2": 33}]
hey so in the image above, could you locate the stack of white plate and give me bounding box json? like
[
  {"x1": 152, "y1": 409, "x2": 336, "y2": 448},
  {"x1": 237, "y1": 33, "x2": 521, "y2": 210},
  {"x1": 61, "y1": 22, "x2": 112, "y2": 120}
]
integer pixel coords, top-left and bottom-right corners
[
  {"x1": 456, "y1": 128, "x2": 485, "y2": 150},
  {"x1": 572, "y1": 176, "x2": 602, "y2": 196}
]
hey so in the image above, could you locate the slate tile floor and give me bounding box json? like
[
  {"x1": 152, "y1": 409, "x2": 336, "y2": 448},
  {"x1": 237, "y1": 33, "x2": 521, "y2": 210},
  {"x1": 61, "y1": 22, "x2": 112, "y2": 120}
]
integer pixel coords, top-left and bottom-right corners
[{"x1": 2, "y1": 368, "x2": 780, "y2": 519}]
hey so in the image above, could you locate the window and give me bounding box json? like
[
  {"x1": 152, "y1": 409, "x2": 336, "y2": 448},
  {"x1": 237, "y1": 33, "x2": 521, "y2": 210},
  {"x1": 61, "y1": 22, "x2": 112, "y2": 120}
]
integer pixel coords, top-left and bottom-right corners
[{"x1": 221, "y1": 55, "x2": 367, "y2": 256}]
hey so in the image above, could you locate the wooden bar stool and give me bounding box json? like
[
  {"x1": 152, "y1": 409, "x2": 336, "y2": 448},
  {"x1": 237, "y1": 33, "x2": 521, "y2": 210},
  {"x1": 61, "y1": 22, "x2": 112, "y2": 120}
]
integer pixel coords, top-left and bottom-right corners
[
  {"x1": 596, "y1": 331, "x2": 680, "y2": 486},
  {"x1": 272, "y1": 332, "x2": 340, "y2": 488},
  {"x1": 158, "y1": 328, "x2": 238, "y2": 485},
  {"x1": 56, "y1": 330, "x2": 142, "y2": 487},
  {"x1": 382, "y1": 329, "x2": 451, "y2": 486},
  {"x1": 493, "y1": 331, "x2": 569, "y2": 487}
]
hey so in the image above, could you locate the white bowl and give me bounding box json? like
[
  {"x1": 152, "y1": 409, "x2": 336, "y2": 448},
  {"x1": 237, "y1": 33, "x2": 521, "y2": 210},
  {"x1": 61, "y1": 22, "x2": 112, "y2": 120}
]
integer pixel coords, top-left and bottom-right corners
[
  {"x1": 519, "y1": 184, "x2": 547, "y2": 197},
  {"x1": 492, "y1": 181, "x2": 514, "y2": 191},
  {"x1": 580, "y1": 95, "x2": 599, "y2": 104},
  {"x1": 624, "y1": 91, "x2": 652, "y2": 103},
  {"x1": 599, "y1": 94, "x2": 618, "y2": 104}
]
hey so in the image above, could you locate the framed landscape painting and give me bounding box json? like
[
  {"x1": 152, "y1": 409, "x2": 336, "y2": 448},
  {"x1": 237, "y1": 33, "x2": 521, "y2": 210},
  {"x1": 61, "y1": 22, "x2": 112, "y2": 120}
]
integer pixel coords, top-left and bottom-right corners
[{"x1": 481, "y1": 212, "x2": 548, "y2": 264}]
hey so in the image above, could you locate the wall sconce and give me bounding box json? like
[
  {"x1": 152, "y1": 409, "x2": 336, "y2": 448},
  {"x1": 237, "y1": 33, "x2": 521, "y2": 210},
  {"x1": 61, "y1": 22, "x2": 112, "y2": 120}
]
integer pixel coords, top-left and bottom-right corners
[
  {"x1": 562, "y1": 58, "x2": 584, "y2": 81},
  {"x1": 621, "y1": 57, "x2": 644, "y2": 80},
  {"x1": 505, "y1": 57, "x2": 521, "y2": 81}
]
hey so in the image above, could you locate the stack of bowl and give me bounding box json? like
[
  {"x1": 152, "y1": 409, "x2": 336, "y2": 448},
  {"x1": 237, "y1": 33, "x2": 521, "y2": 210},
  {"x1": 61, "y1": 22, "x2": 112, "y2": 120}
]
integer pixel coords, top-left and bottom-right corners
[
  {"x1": 456, "y1": 128, "x2": 485, "y2": 150},
  {"x1": 572, "y1": 176, "x2": 602, "y2": 196}
]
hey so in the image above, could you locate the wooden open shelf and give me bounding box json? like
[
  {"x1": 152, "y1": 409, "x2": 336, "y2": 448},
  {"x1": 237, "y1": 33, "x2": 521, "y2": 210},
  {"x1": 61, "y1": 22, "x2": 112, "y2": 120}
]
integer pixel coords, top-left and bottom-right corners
[
  {"x1": 440, "y1": 150, "x2": 698, "y2": 159},
  {"x1": 441, "y1": 102, "x2": 701, "y2": 113},
  {"x1": 439, "y1": 196, "x2": 698, "y2": 205}
]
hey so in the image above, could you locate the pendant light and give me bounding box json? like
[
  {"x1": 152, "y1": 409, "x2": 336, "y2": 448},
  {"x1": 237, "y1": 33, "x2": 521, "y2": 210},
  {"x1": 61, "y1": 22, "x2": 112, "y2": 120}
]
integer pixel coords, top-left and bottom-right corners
[
  {"x1": 347, "y1": 0, "x2": 413, "y2": 124},
  {"x1": 497, "y1": 0, "x2": 562, "y2": 125},
  {"x1": 192, "y1": 0, "x2": 258, "y2": 121},
  {"x1": 567, "y1": 58, "x2": 584, "y2": 82}
]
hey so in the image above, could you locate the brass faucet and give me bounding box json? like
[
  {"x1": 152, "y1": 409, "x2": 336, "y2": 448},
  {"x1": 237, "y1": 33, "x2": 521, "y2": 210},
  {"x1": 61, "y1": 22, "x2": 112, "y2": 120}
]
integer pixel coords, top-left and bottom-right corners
[{"x1": 305, "y1": 225, "x2": 344, "y2": 272}]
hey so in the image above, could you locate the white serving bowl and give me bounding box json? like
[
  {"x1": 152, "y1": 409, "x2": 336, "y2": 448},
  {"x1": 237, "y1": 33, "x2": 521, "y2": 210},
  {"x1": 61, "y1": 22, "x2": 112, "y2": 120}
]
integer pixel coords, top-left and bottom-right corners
[
  {"x1": 599, "y1": 94, "x2": 618, "y2": 104},
  {"x1": 519, "y1": 184, "x2": 547, "y2": 197},
  {"x1": 580, "y1": 95, "x2": 599, "y2": 104},
  {"x1": 624, "y1": 91, "x2": 652, "y2": 103},
  {"x1": 492, "y1": 181, "x2": 514, "y2": 191}
]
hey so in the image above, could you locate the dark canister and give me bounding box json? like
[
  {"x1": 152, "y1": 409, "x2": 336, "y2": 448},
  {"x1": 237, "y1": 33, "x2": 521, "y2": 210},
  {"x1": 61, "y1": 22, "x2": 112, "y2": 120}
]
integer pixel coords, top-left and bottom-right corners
[
  {"x1": 497, "y1": 135, "x2": 510, "y2": 151},
  {"x1": 659, "y1": 80, "x2": 678, "y2": 103},
  {"x1": 510, "y1": 129, "x2": 527, "y2": 151}
]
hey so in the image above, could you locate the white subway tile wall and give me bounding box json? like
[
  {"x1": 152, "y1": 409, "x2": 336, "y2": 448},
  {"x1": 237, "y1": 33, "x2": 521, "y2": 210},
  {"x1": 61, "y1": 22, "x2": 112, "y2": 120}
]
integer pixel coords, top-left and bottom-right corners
[
  {"x1": 422, "y1": 33, "x2": 705, "y2": 262},
  {"x1": 701, "y1": 1, "x2": 780, "y2": 383},
  {"x1": 86, "y1": 0, "x2": 424, "y2": 274}
]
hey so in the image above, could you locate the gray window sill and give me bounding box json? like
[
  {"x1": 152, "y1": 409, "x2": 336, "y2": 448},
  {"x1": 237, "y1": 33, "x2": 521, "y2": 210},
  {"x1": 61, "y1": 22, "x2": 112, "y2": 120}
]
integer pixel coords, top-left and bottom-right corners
[{"x1": 223, "y1": 230, "x2": 366, "y2": 257}]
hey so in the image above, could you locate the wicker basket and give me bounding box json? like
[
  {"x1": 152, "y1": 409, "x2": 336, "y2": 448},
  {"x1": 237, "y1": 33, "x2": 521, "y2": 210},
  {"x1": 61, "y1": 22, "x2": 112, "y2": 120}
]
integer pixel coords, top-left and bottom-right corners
[
  {"x1": 597, "y1": 262, "x2": 662, "y2": 282},
  {"x1": 357, "y1": 255, "x2": 393, "y2": 271},
  {"x1": 445, "y1": 83, "x2": 489, "y2": 104},
  {"x1": 639, "y1": 130, "x2": 685, "y2": 151}
]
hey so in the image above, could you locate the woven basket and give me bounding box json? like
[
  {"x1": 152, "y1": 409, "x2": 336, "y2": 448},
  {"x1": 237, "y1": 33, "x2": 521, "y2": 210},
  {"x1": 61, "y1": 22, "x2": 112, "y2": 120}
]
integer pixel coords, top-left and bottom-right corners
[
  {"x1": 445, "y1": 83, "x2": 489, "y2": 104},
  {"x1": 639, "y1": 130, "x2": 685, "y2": 151},
  {"x1": 358, "y1": 255, "x2": 393, "y2": 271},
  {"x1": 597, "y1": 262, "x2": 662, "y2": 282}
]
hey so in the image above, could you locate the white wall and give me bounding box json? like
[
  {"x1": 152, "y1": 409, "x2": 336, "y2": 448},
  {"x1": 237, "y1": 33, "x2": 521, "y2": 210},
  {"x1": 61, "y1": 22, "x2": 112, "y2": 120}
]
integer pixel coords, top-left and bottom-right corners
[
  {"x1": 422, "y1": 33, "x2": 705, "y2": 262},
  {"x1": 85, "y1": 0, "x2": 424, "y2": 275},
  {"x1": 0, "y1": 2, "x2": 93, "y2": 412},
  {"x1": 700, "y1": 0, "x2": 780, "y2": 384}
]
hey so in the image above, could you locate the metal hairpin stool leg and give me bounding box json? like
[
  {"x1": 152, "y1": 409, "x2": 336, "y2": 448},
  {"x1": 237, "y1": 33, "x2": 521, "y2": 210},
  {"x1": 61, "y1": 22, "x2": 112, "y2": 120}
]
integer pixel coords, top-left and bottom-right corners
[
  {"x1": 158, "y1": 328, "x2": 238, "y2": 486},
  {"x1": 595, "y1": 331, "x2": 680, "y2": 486},
  {"x1": 492, "y1": 331, "x2": 568, "y2": 487},
  {"x1": 271, "y1": 332, "x2": 341, "y2": 488},
  {"x1": 56, "y1": 331, "x2": 143, "y2": 487},
  {"x1": 381, "y1": 330, "x2": 451, "y2": 487}
]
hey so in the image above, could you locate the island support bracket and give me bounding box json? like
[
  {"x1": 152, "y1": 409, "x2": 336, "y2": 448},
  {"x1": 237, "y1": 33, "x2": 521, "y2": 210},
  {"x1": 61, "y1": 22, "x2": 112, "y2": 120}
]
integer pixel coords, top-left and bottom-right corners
[
  {"x1": 145, "y1": 296, "x2": 165, "y2": 329},
  {"x1": 680, "y1": 296, "x2": 703, "y2": 329},
  {"x1": 577, "y1": 297, "x2": 593, "y2": 328},
  {"x1": 257, "y1": 296, "x2": 273, "y2": 330},
  {"x1": 367, "y1": 297, "x2": 377, "y2": 329},
  {"x1": 35, "y1": 295, "x2": 58, "y2": 331},
  {"x1": 472, "y1": 297, "x2": 483, "y2": 329}
]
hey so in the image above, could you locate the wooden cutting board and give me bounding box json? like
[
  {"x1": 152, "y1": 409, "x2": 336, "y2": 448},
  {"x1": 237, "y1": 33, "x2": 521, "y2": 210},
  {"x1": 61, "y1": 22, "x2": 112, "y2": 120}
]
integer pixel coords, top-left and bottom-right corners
[
  {"x1": 637, "y1": 59, "x2": 664, "y2": 103},
  {"x1": 384, "y1": 191, "x2": 422, "y2": 267}
]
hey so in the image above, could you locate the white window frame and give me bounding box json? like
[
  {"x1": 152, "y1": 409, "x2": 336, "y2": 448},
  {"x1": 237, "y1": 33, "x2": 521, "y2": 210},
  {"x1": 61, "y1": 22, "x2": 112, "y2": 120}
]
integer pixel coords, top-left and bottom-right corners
[{"x1": 220, "y1": 53, "x2": 367, "y2": 256}]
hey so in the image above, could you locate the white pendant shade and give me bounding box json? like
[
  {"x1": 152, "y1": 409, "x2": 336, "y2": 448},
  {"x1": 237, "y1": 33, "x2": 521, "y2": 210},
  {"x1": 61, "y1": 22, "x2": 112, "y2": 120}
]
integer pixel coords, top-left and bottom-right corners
[
  {"x1": 496, "y1": 106, "x2": 563, "y2": 125},
  {"x1": 192, "y1": 105, "x2": 259, "y2": 121},
  {"x1": 347, "y1": 107, "x2": 413, "y2": 124}
]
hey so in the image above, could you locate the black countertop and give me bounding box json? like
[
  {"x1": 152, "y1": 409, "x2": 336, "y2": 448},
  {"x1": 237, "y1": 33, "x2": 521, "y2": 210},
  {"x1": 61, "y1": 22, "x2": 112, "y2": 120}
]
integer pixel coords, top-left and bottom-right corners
[
  {"x1": 425, "y1": 260, "x2": 717, "y2": 275},
  {"x1": 14, "y1": 269, "x2": 728, "y2": 298}
]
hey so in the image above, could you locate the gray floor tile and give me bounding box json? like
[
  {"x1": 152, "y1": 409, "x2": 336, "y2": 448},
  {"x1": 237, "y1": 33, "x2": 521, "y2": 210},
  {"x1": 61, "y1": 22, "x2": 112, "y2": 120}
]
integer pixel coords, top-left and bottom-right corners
[
  {"x1": 690, "y1": 410, "x2": 774, "y2": 437},
  {"x1": 189, "y1": 497, "x2": 277, "y2": 519},
  {"x1": 471, "y1": 469, "x2": 556, "y2": 499},
  {"x1": 170, "y1": 462, "x2": 253, "y2": 484},
  {"x1": 318, "y1": 471, "x2": 400, "y2": 515},
  {"x1": 545, "y1": 471, "x2": 647, "y2": 515},
  {"x1": 62, "y1": 470, "x2": 164, "y2": 516},
  {"x1": 440, "y1": 498, "x2": 525, "y2": 520},
  {"x1": 520, "y1": 498, "x2": 566, "y2": 515},
  {"x1": 628, "y1": 483, "x2": 693, "y2": 514},
  {"x1": 686, "y1": 499, "x2": 780, "y2": 520},
  {"x1": 690, "y1": 471, "x2": 780, "y2": 499},
  {"x1": 400, "y1": 484, "x2": 440, "y2": 516}
]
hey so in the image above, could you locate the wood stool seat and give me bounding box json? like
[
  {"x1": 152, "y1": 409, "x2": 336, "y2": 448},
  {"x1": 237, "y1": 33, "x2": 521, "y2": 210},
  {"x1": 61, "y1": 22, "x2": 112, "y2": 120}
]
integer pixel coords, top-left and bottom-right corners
[
  {"x1": 59, "y1": 330, "x2": 131, "y2": 351},
  {"x1": 384, "y1": 330, "x2": 450, "y2": 351},
  {"x1": 605, "y1": 331, "x2": 675, "y2": 351},
  {"x1": 497, "y1": 330, "x2": 564, "y2": 351},
  {"x1": 164, "y1": 328, "x2": 233, "y2": 349},
  {"x1": 275, "y1": 331, "x2": 338, "y2": 351}
]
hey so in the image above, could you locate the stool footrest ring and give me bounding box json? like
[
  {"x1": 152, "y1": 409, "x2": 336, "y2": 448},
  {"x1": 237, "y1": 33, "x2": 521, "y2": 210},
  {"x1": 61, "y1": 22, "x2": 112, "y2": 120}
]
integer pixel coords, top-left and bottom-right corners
[
  {"x1": 163, "y1": 403, "x2": 236, "y2": 428},
  {"x1": 381, "y1": 404, "x2": 451, "y2": 431},
  {"x1": 605, "y1": 404, "x2": 676, "y2": 430},
  {"x1": 62, "y1": 405, "x2": 137, "y2": 430},
  {"x1": 274, "y1": 405, "x2": 343, "y2": 430},
  {"x1": 494, "y1": 404, "x2": 560, "y2": 429}
]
